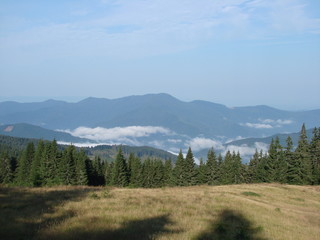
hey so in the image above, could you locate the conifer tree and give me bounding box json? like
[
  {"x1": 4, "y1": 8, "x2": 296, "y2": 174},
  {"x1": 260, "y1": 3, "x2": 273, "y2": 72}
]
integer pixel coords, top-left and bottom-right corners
[
  {"x1": 60, "y1": 145, "x2": 77, "y2": 185},
  {"x1": 285, "y1": 136, "x2": 303, "y2": 184},
  {"x1": 197, "y1": 158, "x2": 208, "y2": 185},
  {"x1": 184, "y1": 147, "x2": 197, "y2": 186},
  {"x1": 0, "y1": 152, "x2": 13, "y2": 184},
  {"x1": 206, "y1": 148, "x2": 219, "y2": 185},
  {"x1": 221, "y1": 151, "x2": 233, "y2": 184},
  {"x1": 129, "y1": 154, "x2": 142, "y2": 187},
  {"x1": 104, "y1": 161, "x2": 113, "y2": 186},
  {"x1": 15, "y1": 142, "x2": 35, "y2": 186},
  {"x1": 248, "y1": 150, "x2": 260, "y2": 183},
  {"x1": 173, "y1": 150, "x2": 185, "y2": 186},
  {"x1": 163, "y1": 159, "x2": 174, "y2": 186},
  {"x1": 111, "y1": 148, "x2": 129, "y2": 187},
  {"x1": 29, "y1": 140, "x2": 44, "y2": 186},
  {"x1": 295, "y1": 124, "x2": 313, "y2": 184},
  {"x1": 75, "y1": 149, "x2": 89, "y2": 185},
  {"x1": 310, "y1": 127, "x2": 320, "y2": 184}
]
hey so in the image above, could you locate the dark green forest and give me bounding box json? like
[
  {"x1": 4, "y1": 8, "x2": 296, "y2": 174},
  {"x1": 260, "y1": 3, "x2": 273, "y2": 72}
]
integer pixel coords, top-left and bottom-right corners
[{"x1": 1, "y1": 124, "x2": 319, "y2": 187}]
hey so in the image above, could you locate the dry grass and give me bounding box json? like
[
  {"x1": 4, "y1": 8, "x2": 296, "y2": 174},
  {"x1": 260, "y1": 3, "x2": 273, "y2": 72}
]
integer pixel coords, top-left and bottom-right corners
[{"x1": 0, "y1": 184, "x2": 319, "y2": 240}]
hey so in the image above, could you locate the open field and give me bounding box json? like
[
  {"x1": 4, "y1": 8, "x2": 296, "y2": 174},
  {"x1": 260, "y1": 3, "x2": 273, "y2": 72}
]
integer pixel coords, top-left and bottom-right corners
[{"x1": 0, "y1": 184, "x2": 319, "y2": 240}]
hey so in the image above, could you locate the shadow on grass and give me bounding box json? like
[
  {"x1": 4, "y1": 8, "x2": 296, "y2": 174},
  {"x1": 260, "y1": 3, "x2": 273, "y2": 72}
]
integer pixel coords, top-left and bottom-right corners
[
  {"x1": 44, "y1": 214, "x2": 181, "y2": 240},
  {"x1": 0, "y1": 186, "x2": 96, "y2": 240},
  {"x1": 195, "y1": 209, "x2": 267, "y2": 240}
]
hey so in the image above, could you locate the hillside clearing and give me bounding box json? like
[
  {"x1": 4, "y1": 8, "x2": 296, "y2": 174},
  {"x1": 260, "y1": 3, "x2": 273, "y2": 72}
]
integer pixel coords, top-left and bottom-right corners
[{"x1": 0, "y1": 184, "x2": 319, "y2": 240}]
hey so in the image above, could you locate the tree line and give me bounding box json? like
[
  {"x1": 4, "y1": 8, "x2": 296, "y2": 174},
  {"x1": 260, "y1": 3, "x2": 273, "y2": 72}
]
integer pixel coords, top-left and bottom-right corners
[{"x1": 0, "y1": 124, "x2": 319, "y2": 187}]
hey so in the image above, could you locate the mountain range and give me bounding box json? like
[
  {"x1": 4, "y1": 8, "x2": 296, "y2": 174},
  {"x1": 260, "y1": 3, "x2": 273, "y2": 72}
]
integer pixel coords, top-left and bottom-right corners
[{"x1": 0, "y1": 93, "x2": 319, "y2": 159}]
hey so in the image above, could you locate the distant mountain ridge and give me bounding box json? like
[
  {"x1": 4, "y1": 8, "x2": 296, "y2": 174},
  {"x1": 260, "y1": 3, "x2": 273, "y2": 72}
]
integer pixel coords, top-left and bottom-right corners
[
  {"x1": 0, "y1": 93, "x2": 319, "y2": 156},
  {"x1": 1, "y1": 93, "x2": 319, "y2": 138}
]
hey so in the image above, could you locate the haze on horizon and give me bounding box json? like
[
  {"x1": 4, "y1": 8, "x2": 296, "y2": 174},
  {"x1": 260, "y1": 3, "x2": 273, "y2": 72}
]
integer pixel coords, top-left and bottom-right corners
[{"x1": 1, "y1": 0, "x2": 320, "y2": 110}]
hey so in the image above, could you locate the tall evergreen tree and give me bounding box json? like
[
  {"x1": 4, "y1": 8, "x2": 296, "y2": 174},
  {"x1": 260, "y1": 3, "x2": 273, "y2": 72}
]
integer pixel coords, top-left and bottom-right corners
[
  {"x1": 0, "y1": 152, "x2": 13, "y2": 184},
  {"x1": 206, "y1": 148, "x2": 219, "y2": 185},
  {"x1": 129, "y1": 154, "x2": 142, "y2": 187},
  {"x1": 173, "y1": 150, "x2": 185, "y2": 186},
  {"x1": 111, "y1": 148, "x2": 129, "y2": 187},
  {"x1": 285, "y1": 136, "x2": 303, "y2": 184},
  {"x1": 29, "y1": 140, "x2": 44, "y2": 186},
  {"x1": 15, "y1": 142, "x2": 35, "y2": 186},
  {"x1": 197, "y1": 158, "x2": 208, "y2": 185},
  {"x1": 75, "y1": 149, "x2": 89, "y2": 185},
  {"x1": 60, "y1": 145, "x2": 77, "y2": 185},
  {"x1": 163, "y1": 159, "x2": 174, "y2": 186},
  {"x1": 184, "y1": 147, "x2": 197, "y2": 186},
  {"x1": 310, "y1": 127, "x2": 320, "y2": 184},
  {"x1": 295, "y1": 124, "x2": 313, "y2": 184}
]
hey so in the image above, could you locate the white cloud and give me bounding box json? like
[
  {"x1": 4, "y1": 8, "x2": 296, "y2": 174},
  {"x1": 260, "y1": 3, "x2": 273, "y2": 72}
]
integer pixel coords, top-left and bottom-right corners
[
  {"x1": 224, "y1": 142, "x2": 269, "y2": 157},
  {"x1": 186, "y1": 137, "x2": 224, "y2": 152},
  {"x1": 259, "y1": 118, "x2": 293, "y2": 125},
  {"x1": 60, "y1": 126, "x2": 172, "y2": 142},
  {"x1": 241, "y1": 123, "x2": 273, "y2": 129}
]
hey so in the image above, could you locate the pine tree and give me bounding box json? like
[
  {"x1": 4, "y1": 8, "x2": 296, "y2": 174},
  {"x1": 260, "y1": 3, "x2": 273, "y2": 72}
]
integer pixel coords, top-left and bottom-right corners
[
  {"x1": 104, "y1": 161, "x2": 113, "y2": 186},
  {"x1": 0, "y1": 152, "x2": 13, "y2": 184},
  {"x1": 295, "y1": 124, "x2": 313, "y2": 184},
  {"x1": 29, "y1": 140, "x2": 44, "y2": 186},
  {"x1": 163, "y1": 159, "x2": 174, "y2": 186},
  {"x1": 129, "y1": 154, "x2": 142, "y2": 187},
  {"x1": 111, "y1": 148, "x2": 129, "y2": 187},
  {"x1": 184, "y1": 147, "x2": 197, "y2": 186},
  {"x1": 221, "y1": 151, "x2": 233, "y2": 184},
  {"x1": 91, "y1": 156, "x2": 105, "y2": 185},
  {"x1": 206, "y1": 148, "x2": 219, "y2": 185},
  {"x1": 248, "y1": 150, "x2": 260, "y2": 183},
  {"x1": 197, "y1": 158, "x2": 208, "y2": 185},
  {"x1": 173, "y1": 150, "x2": 185, "y2": 186},
  {"x1": 60, "y1": 145, "x2": 77, "y2": 185},
  {"x1": 75, "y1": 149, "x2": 89, "y2": 185},
  {"x1": 15, "y1": 142, "x2": 35, "y2": 186},
  {"x1": 310, "y1": 127, "x2": 320, "y2": 184},
  {"x1": 285, "y1": 136, "x2": 303, "y2": 184}
]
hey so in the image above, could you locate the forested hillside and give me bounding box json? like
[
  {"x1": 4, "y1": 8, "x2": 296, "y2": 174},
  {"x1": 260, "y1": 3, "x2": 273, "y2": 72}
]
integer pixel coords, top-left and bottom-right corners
[{"x1": 1, "y1": 124, "x2": 319, "y2": 187}]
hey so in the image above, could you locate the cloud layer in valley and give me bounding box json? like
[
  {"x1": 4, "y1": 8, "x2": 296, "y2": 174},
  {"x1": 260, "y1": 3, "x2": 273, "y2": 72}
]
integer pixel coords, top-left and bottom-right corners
[{"x1": 62, "y1": 126, "x2": 172, "y2": 144}]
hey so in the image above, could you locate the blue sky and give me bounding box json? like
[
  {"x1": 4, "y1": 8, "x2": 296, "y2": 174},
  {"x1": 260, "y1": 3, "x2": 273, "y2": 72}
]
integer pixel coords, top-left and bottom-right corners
[{"x1": 0, "y1": 0, "x2": 319, "y2": 110}]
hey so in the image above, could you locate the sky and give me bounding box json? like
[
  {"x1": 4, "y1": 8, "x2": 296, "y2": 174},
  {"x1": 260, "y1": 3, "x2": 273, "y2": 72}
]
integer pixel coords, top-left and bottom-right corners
[{"x1": 0, "y1": 0, "x2": 320, "y2": 110}]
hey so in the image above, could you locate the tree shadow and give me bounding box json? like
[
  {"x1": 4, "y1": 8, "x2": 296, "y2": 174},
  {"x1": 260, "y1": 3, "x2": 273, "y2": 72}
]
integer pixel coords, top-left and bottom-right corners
[
  {"x1": 44, "y1": 214, "x2": 181, "y2": 240},
  {"x1": 0, "y1": 186, "x2": 97, "y2": 240},
  {"x1": 195, "y1": 209, "x2": 267, "y2": 240}
]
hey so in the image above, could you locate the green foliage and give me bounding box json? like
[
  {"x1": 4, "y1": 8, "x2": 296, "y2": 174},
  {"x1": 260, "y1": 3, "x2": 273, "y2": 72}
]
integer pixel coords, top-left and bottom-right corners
[
  {"x1": 1, "y1": 124, "x2": 319, "y2": 188},
  {"x1": 111, "y1": 148, "x2": 129, "y2": 187}
]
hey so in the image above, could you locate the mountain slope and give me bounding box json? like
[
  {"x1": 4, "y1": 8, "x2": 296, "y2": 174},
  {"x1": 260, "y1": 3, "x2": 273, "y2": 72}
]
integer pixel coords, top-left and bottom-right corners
[
  {"x1": 0, "y1": 123, "x2": 89, "y2": 143},
  {"x1": 1, "y1": 93, "x2": 319, "y2": 139}
]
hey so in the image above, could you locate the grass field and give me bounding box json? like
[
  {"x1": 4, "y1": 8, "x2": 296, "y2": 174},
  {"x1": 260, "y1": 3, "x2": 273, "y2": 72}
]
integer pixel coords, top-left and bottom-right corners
[{"x1": 0, "y1": 184, "x2": 319, "y2": 240}]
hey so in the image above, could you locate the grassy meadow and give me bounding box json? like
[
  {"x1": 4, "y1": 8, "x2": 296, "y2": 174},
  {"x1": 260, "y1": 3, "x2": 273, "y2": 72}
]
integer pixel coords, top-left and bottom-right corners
[{"x1": 0, "y1": 184, "x2": 319, "y2": 240}]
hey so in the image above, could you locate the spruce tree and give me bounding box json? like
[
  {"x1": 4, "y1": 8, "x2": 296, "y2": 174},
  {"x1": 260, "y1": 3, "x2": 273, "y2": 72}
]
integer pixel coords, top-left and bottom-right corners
[
  {"x1": 197, "y1": 158, "x2": 208, "y2": 185},
  {"x1": 75, "y1": 149, "x2": 89, "y2": 185},
  {"x1": 60, "y1": 145, "x2": 77, "y2": 185},
  {"x1": 248, "y1": 150, "x2": 260, "y2": 183},
  {"x1": 129, "y1": 154, "x2": 142, "y2": 187},
  {"x1": 163, "y1": 159, "x2": 174, "y2": 186},
  {"x1": 111, "y1": 148, "x2": 129, "y2": 187},
  {"x1": 285, "y1": 136, "x2": 303, "y2": 184},
  {"x1": 184, "y1": 147, "x2": 197, "y2": 186},
  {"x1": 0, "y1": 152, "x2": 13, "y2": 184},
  {"x1": 173, "y1": 150, "x2": 185, "y2": 186},
  {"x1": 310, "y1": 127, "x2": 320, "y2": 184},
  {"x1": 206, "y1": 148, "x2": 219, "y2": 185},
  {"x1": 15, "y1": 142, "x2": 35, "y2": 186},
  {"x1": 29, "y1": 140, "x2": 44, "y2": 186},
  {"x1": 295, "y1": 124, "x2": 313, "y2": 184}
]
